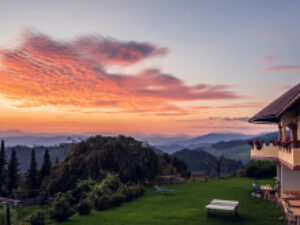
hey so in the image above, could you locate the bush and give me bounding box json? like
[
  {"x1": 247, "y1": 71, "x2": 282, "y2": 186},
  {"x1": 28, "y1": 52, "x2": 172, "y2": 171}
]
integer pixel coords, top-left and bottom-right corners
[
  {"x1": 71, "y1": 179, "x2": 95, "y2": 205},
  {"x1": 119, "y1": 184, "x2": 144, "y2": 201},
  {"x1": 243, "y1": 160, "x2": 276, "y2": 178},
  {"x1": 28, "y1": 211, "x2": 45, "y2": 225},
  {"x1": 128, "y1": 185, "x2": 145, "y2": 198},
  {"x1": 76, "y1": 198, "x2": 92, "y2": 215},
  {"x1": 49, "y1": 197, "x2": 75, "y2": 222},
  {"x1": 100, "y1": 174, "x2": 122, "y2": 192},
  {"x1": 54, "y1": 191, "x2": 75, "y2": 206},
  {"x1": 94, "y1": 195, "x2": 111, "y2": 211},
  {"x1": 109, "y1": 192, "x2": 126, "y2": 206}
]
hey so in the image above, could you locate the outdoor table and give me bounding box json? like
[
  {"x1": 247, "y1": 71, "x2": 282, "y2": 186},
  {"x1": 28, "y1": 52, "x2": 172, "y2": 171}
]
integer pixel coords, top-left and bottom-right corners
[
  {"x1": 206, "y1": 201, "x2": 239, "y2": 219},
  {"x1": 260, "y1": 185, "x2": 273, "y2": 200},
  {"x1": 289, "y1": 200, "x2": 300, "y2": 207},
  {"x1": 290, "y1": 207, "x2": 300, "y2": 225}
]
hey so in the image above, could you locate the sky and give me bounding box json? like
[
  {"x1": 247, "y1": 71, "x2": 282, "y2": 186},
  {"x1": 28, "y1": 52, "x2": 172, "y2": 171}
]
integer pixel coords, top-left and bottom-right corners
[{"x1": 0, "y1": 0, "x2": 299, "y2": 136}]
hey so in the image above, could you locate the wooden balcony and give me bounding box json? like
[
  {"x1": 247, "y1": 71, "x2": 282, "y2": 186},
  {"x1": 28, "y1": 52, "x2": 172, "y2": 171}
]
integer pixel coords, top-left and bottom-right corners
[{"x1": 250, "y1": 141, "x2": 300, "y2": 170}]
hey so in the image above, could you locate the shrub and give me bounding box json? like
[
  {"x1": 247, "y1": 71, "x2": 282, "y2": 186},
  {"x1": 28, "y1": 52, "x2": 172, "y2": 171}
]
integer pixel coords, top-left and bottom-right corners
[
  {"x1": 118, "y1": 184, "x2": 144, "y2": 201},
  {"x1": 49, "y1": 197, "x2": 75, "y2": 222},
  {"x1": 28, "y1": 210, "x2": 45, "y2": 225},
  {"x1": 71, "y1": 179, "x2": 95, "y2": 204},
  {"x1": 76, "y1": 198, "x2": 92, "y2": 215},
  {"x1": 243, "y1": 160, "x2": 276, "y2": 178},
  {"x1": 94, "y1": 195, "x2": 111, "y2": 211},
  {"x1": 129, "y1": 185, "x2": 144, "y2": 198},
  {"x1": 54, "y1": 191, "x2": 75, "y2": 206},
  {"x1": 109, "y1": 192, "x2": 126, "y2": 206},
  {"x1": 100, "y1": 174, "x2": 122, "y2": 192}
]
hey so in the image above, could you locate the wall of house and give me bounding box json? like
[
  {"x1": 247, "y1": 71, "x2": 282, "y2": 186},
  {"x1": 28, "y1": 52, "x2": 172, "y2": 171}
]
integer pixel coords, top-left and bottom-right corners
[
  {"x1": 281, "y1": 164, "x2": 300, "y2": 191},
  {"x1": 298, "y1": 119, "x2": 300, "y2": 141}
]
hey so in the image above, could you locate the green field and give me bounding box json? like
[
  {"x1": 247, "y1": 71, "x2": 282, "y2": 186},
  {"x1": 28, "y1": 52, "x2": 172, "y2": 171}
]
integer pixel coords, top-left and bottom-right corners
[{"x1": 56, "y1": 178, "x2": 284, "y2": 225}]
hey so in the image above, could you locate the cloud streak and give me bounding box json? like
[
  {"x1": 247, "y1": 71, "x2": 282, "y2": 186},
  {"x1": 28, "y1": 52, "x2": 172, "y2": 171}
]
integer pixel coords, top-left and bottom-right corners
[
  {"x1": 0, "y1": 31, "x2": 242, "y2": 114},
  {"x1": 262, "y1": 65, "x2": 300, "y2": 72},
  {"x1": 208, "y1": 116, "x2": 250, "y2": 122},
  {"x1": 261, "y1": 55, "x2": 300, "y2": 72}
]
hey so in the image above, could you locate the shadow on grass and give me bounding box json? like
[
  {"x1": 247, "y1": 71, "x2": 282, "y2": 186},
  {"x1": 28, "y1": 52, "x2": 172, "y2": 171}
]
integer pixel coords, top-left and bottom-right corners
[{"x1": 206, "y1": 212, "x2": 250, "y2": 224}]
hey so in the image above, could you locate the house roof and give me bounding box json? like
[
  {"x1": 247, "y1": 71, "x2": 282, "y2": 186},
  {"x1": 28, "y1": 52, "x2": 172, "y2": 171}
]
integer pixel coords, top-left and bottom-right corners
[{"x1": 249, "y1": 83, "x2": 300, "y2": 124}]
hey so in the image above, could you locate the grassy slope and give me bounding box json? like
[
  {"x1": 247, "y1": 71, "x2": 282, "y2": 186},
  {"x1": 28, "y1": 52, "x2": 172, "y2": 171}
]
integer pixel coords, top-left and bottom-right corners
[{"x1": 59, "y1": 178, "x2": 284, "y2": 225}]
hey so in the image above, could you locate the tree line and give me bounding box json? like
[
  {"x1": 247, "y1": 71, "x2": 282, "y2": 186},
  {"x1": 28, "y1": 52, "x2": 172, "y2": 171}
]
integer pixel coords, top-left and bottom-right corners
[{"x1": 0, "y1": 140, "x2": 52, "y2": 199}]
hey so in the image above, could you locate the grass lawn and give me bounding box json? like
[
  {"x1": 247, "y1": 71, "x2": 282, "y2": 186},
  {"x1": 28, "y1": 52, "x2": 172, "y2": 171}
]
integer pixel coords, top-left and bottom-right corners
[
  {"x1": 57, "y1": 177, "x2": 284, "y2": 225},
  {"x1": 0, "y1": 205, "x2": 41, "y2": 224}
]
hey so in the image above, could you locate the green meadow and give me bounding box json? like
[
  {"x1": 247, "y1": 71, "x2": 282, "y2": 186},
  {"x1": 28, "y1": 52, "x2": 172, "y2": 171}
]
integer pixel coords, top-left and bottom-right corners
[{"x1": 56, "y1": 178, "x2": 283, "y2": 225}]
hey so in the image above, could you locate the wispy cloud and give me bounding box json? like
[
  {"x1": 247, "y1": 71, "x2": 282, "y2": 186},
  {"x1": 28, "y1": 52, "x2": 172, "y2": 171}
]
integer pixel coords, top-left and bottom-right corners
[
  {"x1": 175, "y1": 116, "x2": 250, "y2": 123},
  {"x1": 262, "y1": 65, "x2": 300, "y2": 72},
  {"x1": 191, "y1": 102, "x2": 261, "y2": 110},
  {"x1": 0, "y1": 31, "x2": 242, "y2": 114},
  {"x1": 208, "y1": 116, "x2": 250, "y2": 122},
  {"x1": 261, "y1": 55, "x2": 300, "y2": 72}
]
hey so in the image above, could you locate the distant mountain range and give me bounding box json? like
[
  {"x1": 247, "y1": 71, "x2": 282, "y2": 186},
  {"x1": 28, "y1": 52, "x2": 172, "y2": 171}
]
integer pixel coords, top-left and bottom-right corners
[
  {"x1": 0, "y1": 129, "x2": 276, "y2": 150},
  {"x1": 0, "y1": 130, "x2": 254, "y2": 147},
  {"x1": 151, "y1": 132, "x2": 255, "y2": 154},
  {"x1": 0, "y1": 130, "x2": 279, "y2": 173}
]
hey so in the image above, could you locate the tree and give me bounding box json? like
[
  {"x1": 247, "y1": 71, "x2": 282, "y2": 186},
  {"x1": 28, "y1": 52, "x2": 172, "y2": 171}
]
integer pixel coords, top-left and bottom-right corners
[
  {"x1": 7, "y1": 149, "x2": 19, "y2": 196},
  {"x1": 39, "y1": 149, "x2": 52, "y2": 185},
  {"x1": 206, "y1": 155, "x2": 227, "y2": 178},
  {"x1": 0, "y1": 140, "x2": 7, "y2": 196},
  {"x1": 26, "y1": 149, "x2": 39, "y2": 197}
]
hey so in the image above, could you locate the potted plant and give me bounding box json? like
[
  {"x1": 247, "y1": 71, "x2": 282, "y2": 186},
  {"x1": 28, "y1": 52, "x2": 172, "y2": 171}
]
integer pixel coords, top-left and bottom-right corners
[
  {"x1": 254, "y1": 140, "x2": 263, "y2": 150},
  {"x1": 247, "y1": 140, "x2": 254, "y2": 148}
]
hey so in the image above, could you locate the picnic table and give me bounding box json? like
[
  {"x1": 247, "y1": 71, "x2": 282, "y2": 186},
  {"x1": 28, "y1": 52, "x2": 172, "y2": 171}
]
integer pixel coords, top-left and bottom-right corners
[
  {"x1": 205, "y1": 199, "x2": 239, "y2": 219},
  {"x1": 290, "y1": 207, "x2": 300, "y2": 225},
  {"x1": 260, "y1": 185, "x2": 273, "y2": 200}
]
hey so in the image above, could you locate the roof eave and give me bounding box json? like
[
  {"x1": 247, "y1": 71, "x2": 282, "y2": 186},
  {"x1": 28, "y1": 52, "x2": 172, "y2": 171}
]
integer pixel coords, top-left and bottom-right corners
[{"x1": 248, "y1": 116, "x2": 278, "y2": 124}]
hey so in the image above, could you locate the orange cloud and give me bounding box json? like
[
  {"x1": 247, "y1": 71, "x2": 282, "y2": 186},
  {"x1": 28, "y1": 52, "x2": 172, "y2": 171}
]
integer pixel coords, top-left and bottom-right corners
[{"x1": 0, "y1": 31, "x2": 242, "y2": 114}]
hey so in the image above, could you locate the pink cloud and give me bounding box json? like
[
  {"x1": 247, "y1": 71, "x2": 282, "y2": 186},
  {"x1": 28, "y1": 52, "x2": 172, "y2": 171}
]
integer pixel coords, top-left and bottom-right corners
[
  {"x1": 262, "y1": 65, "x2": 300, "y2": 72},
  {"x1": 0, "y1": 31, "x2": 243, "y2": 114}
]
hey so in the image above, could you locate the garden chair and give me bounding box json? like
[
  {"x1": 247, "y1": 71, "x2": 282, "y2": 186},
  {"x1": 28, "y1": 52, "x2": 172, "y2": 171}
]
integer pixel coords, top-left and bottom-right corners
[{"x1": 153, "y1": 185, "x2": 175, "y2": 194}]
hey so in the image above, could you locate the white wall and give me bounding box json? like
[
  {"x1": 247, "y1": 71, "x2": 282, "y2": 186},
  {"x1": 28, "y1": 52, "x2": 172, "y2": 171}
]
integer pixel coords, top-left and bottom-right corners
[{"x1": 281, "y1": 164, "x2": 300, "y2": 191}]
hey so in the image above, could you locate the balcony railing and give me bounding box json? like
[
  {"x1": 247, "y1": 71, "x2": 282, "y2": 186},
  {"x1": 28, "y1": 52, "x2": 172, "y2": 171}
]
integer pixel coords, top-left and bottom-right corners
[{"x1": 248, "y1": 140, "x2": 300, "y2": 170}]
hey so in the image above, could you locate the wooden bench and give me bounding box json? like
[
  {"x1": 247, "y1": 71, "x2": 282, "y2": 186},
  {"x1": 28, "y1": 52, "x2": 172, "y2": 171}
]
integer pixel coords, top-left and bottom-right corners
[{"x1": 205, "y1": 199, "x2": 239, "y2": 219}]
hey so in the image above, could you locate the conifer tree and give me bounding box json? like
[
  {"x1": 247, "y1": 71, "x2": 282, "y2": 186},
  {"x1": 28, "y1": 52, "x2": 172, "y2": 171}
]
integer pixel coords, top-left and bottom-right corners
[
  {"x1": 39, "y1": 149, "x2": 52, "y2": 185},
  {"x1": 0, "y1": 140, "x2": 7, "y2": 196},
  {"x1": 7, "y1": 149, "x2": 19, "y2": 196},
  {"x1": 26, "y1": 149, "x2": 39, "y2": 197}
]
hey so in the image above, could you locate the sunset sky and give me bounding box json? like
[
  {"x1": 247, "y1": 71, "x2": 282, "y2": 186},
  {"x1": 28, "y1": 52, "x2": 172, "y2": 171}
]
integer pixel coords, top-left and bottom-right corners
[{"x1": 0, "y1": 0, "x2": 299, "y2": 135}]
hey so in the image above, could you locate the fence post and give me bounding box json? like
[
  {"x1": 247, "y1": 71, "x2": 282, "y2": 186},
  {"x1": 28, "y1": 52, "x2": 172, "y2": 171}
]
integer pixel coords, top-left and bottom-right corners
[{"x1": 6, "y1": 204, "x2": 10, "y2": 225}]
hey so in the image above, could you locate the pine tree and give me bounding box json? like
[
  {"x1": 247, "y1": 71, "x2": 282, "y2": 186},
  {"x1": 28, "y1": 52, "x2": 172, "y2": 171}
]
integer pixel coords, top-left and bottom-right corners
[
  {"x1": 39, "y1": 149, "x2": 52, "y2": 185},
  {"x1": 0, "y1": 140, "x2": 7, "y2": 196},
  {"x1": 26, "y1": 149, "x2": 39, "y2": 197},
  {"x1": 7, "y1": 149, "x2": 19, "y2": 196}
]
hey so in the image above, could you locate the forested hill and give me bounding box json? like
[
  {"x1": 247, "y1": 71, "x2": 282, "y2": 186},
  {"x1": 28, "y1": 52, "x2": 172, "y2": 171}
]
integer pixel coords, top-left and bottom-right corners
[{"x1": 45, "y1": 135, "x2": 190, "y2": 194}]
